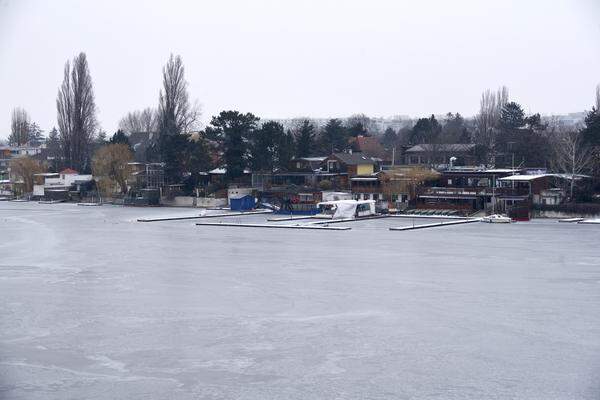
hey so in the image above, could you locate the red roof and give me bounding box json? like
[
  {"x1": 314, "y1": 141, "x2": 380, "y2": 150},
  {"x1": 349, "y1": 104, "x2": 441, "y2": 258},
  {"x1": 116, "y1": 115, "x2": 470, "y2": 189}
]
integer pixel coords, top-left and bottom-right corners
[
  {"x1": 350, "y1": 136, "x2": 389, "y2": 159},
  {"x1": 60, "y1": 168, "x2": 79, "y2": 175}
]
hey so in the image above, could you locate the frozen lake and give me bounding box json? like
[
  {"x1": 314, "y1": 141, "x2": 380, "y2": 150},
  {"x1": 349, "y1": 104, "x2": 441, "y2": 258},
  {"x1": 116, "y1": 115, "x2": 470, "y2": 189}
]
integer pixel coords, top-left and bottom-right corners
[{"x1": 1, "y1": 202, "x2": 599, "y2": 399}]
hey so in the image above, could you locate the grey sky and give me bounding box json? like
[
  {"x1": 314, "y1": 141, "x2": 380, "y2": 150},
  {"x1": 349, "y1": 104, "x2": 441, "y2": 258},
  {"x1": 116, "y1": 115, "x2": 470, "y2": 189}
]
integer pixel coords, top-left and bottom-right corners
[{"x1": 1, "y1": 0, "x2": 599, "y2": 139}]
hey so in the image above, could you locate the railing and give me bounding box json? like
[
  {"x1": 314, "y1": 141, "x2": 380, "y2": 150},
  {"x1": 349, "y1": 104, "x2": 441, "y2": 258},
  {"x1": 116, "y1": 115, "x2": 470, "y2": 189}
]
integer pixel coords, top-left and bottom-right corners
[
  {"x1": 494, "y1": 187, "x2": 529, "y2": 197},
  {"x1": 350, "y1": 185, "x2": 381, "y2": 193},
  {"x1": 420, "y1": 186, "x2": 530, "y2": 198},
  {"x1": 420, "y1": 187, "x2": 489, "y2": 196}
]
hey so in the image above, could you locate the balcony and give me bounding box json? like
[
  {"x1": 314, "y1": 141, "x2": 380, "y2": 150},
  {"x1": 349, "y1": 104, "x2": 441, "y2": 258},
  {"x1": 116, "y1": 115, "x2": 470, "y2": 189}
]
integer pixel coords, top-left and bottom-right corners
[
  {"x1": 420, "y1": 187, "x2": 489, "y2": 198},
  {"x1": 494, "y1": 187, "x2": 530, "y2": 198}
]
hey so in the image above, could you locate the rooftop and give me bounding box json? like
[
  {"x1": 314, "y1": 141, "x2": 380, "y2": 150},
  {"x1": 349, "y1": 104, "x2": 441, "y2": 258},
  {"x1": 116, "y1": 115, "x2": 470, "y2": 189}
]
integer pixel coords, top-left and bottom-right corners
[
  {"x1": 499, "y1": 173, "x2": 592, "y2": 182},
  {"x1": 292, "y1": 157, "x2": 326, "y2": 162},
  {"x1": 406, "y1": 143, "x2": 476, "y2": 153},
  {"x1": 332, "y1": 152, "x2": 376, "y2": 165}
]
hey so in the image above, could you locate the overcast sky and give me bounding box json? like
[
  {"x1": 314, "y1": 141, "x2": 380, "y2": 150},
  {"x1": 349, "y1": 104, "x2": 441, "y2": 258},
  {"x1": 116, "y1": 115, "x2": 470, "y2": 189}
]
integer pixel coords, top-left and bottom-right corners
[{"x1": 1, "y1": 0, "x2": 599, "y2": 139}]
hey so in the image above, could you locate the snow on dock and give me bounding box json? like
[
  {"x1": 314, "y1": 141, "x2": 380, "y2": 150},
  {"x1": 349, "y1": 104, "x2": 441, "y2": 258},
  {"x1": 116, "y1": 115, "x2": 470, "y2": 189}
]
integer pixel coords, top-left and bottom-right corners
[
  {"x1": 578, "y1": 219, "x2": 600, "y2": 224},
  {"x1": 267, "y1": 215, "x2": 319, "y2": 222},
  {"x1": 389, "y1": 214, "x2": 469, "y2": 220},
  {"x1": 389, "y1": 218, "x2": 481, "y2": 231},
  {"x1": 195, "y1": 221, "x2": 351, "y2": 230},
  {"x1": 307, "y1": 214, "x2": 390, "y2": 225},
  {"x1": 137, "y1": 210, "x2": 272, "y2": 222}
]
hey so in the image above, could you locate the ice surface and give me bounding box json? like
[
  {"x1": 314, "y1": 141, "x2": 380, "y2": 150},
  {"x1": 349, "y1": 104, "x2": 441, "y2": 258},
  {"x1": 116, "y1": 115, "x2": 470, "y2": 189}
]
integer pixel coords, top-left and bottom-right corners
[{"x1": 1, "y1": 202, "x2": 600, "y2": 399}]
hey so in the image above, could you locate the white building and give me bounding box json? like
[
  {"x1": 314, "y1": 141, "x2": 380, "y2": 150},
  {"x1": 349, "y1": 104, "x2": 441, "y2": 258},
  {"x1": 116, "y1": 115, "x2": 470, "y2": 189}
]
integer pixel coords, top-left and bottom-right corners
[{"x1": 33, "y1": 168, "x2": 93, "y2": 198}]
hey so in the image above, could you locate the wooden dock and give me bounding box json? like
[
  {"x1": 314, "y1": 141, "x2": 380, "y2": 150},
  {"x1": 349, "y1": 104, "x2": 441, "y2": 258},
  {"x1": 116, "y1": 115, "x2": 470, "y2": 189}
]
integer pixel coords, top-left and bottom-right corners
[
  {"x1": 389, "y1": 218, "x2": 481, "y2": 231},
  {"x1": 267, "y1": 215, "x2": 319, "y2": 222},
  {"x1": 195, "y1": 221, "x2": 351, "y2": 230},
  {"x1": 137, "y1": 210, "x2": 272, "y2": 222}
]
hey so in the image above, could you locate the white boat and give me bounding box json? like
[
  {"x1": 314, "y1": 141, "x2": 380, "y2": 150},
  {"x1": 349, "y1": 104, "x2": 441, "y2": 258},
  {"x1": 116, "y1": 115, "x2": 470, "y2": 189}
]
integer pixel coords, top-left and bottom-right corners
[
  {"x1": 481, "y1": 214, "x2": 512, "y2": 223},
  {"x1": 316, "y1": 199, "x2": 376, "y2": 220}
]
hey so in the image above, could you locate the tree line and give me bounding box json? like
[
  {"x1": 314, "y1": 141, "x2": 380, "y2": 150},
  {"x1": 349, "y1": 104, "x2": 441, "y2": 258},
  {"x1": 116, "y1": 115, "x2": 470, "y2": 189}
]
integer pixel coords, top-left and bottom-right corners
[{"x1": 5, "y1": 51, "x2": 600, "y2": 192}]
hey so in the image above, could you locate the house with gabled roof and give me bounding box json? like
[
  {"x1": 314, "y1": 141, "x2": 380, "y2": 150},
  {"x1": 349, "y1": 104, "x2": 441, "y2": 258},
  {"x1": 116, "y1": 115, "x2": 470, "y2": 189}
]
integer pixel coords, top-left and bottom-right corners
[
  {"x1": 404, "y1": 143, "x2": 477, "y2": 166},
  {"x1": 321, "y1": 152, "x2": 379, "y2": 176}
]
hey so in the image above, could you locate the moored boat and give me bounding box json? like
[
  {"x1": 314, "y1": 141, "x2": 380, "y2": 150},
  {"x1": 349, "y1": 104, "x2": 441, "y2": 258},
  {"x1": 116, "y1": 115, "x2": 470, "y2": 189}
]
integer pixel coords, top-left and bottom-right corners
[
  {"x1": 316, "y1": 199, "x2": 376, "y2": 220},
  {"x1": 481, "y1": 214, "x2": 512, "y2": 223}
]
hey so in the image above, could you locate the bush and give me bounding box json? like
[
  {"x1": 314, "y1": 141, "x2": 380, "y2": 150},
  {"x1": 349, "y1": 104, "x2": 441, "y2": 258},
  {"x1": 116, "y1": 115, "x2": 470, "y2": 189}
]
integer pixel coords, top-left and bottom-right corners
[{"x1": 319, "y1": 179, "x2": 332, "y2": 190}]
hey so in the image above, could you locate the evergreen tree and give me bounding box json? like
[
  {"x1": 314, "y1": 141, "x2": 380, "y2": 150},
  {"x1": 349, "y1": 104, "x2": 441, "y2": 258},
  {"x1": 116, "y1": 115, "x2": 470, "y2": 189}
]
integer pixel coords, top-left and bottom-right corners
[
  {"x1": 582, "y1": 107, "x2": 600, "y2": 147},
  {"x1": 381, "y1": 127, "x2": 398, "y2": 149},
  {"x1": 250, "y1": 121, "x2": 283, "y2": 172},
  {"x1": 159, "y1": 133, "x2": 210, "y2": 184},
  {"x1": 295, "y1": 119, "x2": 316, "y2": 157},
  {"x1": 46, "y1": 127, "x2": 62, "y2": 171},
  {"x1": 499, "y1": 102, "x2": 526, "y2": 131},
  {"x1": 320, "y1": 119, "x2": 347, "y2": 153},
  {"x1": 206, "y1": 111, "x2": 259, "y2": 181},
  {"x1": 409, "y1": 115, "x2": 441, "y2": 144},
  {"x1": 91, "y1": 130, "x2": 108, "y2": 157},
  {"x1": 96, "y1": 130, "x2": 108, "y2": 145},
  {"x1": 441, "y1": 113, "x2": 468, "y2": 143},
  {"x1": 276, "y1": 129, "x2": 295, "y2": 170},
  {"x1": 109, "y1": 130, "x2": 131, "y2": 148},
  {"x1": 27, "y1": 122, "x2": 45, "y2": 146},
  {"x1": 497, "y1": 102, "x2": 550, "y2": 167}
]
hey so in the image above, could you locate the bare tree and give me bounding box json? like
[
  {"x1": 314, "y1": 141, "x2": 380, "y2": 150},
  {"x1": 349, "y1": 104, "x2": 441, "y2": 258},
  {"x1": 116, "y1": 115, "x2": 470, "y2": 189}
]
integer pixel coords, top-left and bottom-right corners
[
  {"x1": 10, "y1": 156, "x2": 46, "y2": 194},
  {"x1": 140, "y1": 108, "x2": 157, "y2": 133},
  {"x1": 346, "y1": 113, "x2": 377, "y2": 136},
  {"x1": 118, "y1": 107, "x2": 158, "y2": 134},
  {"x1": 156, "y1": 54, "x2": 200, "y2": 136},
  {"x1": 475, "y1": 86, "x2": 508, "y2": 165},
  {"x1": 56, "y1": 52, "x2": 97, "y2": 172},
  {"x1": 551, "y1": 130, "x2": 593, "y2": 201},
  {"x1": 92, "y1": 143, "x2": 134, "y2": 195},
  {"x1": 405, "y1": 166, "x2": 440, "y2": 204},
  {"x1": 9, "y1": 107, "x2": 31, "y2": 146}
]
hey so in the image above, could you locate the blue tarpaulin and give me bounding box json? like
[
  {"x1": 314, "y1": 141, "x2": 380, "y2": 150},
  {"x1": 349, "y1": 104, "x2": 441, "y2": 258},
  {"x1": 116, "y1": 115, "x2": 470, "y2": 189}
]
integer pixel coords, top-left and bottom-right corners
[{"x1": 230, "y1": 195, "x2": 256, "y2": 211}]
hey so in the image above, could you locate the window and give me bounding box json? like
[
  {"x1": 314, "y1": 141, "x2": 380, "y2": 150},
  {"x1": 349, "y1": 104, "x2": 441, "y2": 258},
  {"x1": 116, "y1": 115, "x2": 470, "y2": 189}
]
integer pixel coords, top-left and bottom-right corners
[
  {"x1": 448, "y1": 179, "x2": 453, "y2": 185},
  {"x1": 373, "y1": 193, "x2": 379, "y2": 201},
  {"x1": 357, "y1": 203, "x2": 370, "y2": 212},
  {"x1": 299, "y1": 193, "x2": 313, "y2": 202}
]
